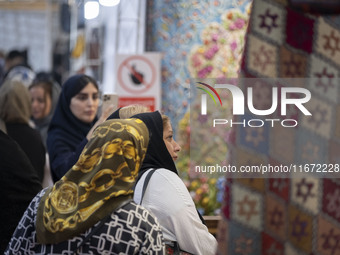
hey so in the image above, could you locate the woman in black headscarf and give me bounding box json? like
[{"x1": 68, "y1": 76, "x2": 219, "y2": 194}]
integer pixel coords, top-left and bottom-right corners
[
  {"x1": 47, "y1": 74, "x2": 113, "y2": 182},
  {"x1": 5, "y1": 119, "x2": 165, "y2": 254},
  {"x1": 131, "y1": 111, "x2": 217, "y2": 255}
]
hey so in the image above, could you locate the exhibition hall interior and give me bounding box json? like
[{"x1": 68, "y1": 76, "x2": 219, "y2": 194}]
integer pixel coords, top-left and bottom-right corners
[{"x1": 1, "y1": 0, "x2": 340, "y2": 254}]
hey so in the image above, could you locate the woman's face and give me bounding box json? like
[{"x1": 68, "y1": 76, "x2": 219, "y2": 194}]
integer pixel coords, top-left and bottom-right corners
[
  {"x1": 163, "y1": 122, "x2": 181, "y2": 161},
  {"x1": 30, "y1": 86, "x2": 52, "y2": 120},
  {"x1": 70, "y1": 82, "x2": 99, "y2": 123}
]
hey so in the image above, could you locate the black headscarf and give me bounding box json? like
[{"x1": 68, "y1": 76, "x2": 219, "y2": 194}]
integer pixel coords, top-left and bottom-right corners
[
  {"x1": 47, "y1": 74, "x2": 99, "y2": 181},
  {"x1": 131, "y1": 111, "x2": 178, "y2": 179},
  {"x1": 47, "y1": 74, "x2": 99, "y2": 143}
]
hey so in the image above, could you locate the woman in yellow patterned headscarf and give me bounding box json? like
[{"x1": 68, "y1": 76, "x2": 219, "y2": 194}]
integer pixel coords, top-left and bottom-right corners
[{"x1": 5, "y1": 119, "x2": 165, "y2": 254}]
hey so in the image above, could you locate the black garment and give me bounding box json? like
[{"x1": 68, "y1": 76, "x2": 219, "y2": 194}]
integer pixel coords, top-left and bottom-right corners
[
  {"x1": 6, "y1": 123, "x2": 46, "y2": 182},
  {"x1": 0, "y1": 130, "x2": 42, "y2": 254},
  {"x1": 131, "y1": 111, "x2": 178, "y2": 179}
]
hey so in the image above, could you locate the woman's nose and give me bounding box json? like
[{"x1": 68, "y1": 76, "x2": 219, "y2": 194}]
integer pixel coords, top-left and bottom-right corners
[
  {"x1": 31, "y1": 100, "x2": 38, "y2": 108},
  {"x1": 87, "y1": 96, "x2": 95, "y2": 105},
  {"x1": 174, "y1": 140, "x2": 181, "y2": 152}
]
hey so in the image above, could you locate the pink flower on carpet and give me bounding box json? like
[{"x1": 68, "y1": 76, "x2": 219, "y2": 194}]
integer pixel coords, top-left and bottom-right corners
[
  {"x1": 212, "y1": 33, "x2": 219, "y2": 42},
  {"x1": 198, "y1": 65, "x2": 213, "y2": 78},
  {"x1": 234, "y1": 18, "x2": 246, "y2": 29},
  {"x1": 230, "y1": 41, "x2": 238, "y2": 51},
  {"x1": 204, "y1": 44, "x2": 219, "y2": 59}
]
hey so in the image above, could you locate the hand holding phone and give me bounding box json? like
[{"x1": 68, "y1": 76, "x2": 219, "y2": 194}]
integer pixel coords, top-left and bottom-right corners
[{"x1": 102, "y1": 93, "x2": 118, "y2": 111}]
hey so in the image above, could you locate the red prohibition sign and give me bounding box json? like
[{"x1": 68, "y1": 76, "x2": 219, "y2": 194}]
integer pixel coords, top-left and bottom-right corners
[{"x1": 117, "y1": 55, "x2": 156, "y2": 94}]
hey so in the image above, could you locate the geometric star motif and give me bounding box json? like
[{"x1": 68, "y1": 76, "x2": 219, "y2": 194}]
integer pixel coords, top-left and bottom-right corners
[
  {"x1": 326, "y1": 188, "x2": 340, "y2": 219},
  {"x1": 234, "y1": 234, "x2": 253, "y2": 255},
  {"x1": 252, "y1": 45, "x2": 275, "y2": 72},
  {"x1": 258, "y1": 8, "x2": 279, "y2": 34},
  {"x1": 269, "y1": 206, "x2": 284, "y2": 230},
  {"x1": 307, "y1": 104, "x2": 328, "y2": 129},
  {"x1": 295, "y1": 178, "x2": 315, "y2": 203},
  {"x1": 237, "y1": 195, "x2": 259, "y2": 221},
  {"x1": 252, "y1": 82, "x2": 273, "y2": 110},
  {"x1": 323, "y1": 30, "x2": 340, "y2": 56},
  {"x1": 320, "y1": 228, "x2": 340, "y2": 255},
  {"x1": 291, "y1": 214, "x2": 308, "y2": 241},
  {"x1": 283, "y1": 54, "x2": 303, "y2": 77},
  {"x1": 314, "y1": 67, "x2": 335, "y2": 93},
  {"x1": 245, "y1": 126, "x2": 265, "y2": 147}
]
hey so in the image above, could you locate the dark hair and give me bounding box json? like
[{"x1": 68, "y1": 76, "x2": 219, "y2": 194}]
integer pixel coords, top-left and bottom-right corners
[
  {"x1": 34, "y1": 71, "x2": 55, "y2": 84},
  {"x1": 62, "y1": 74, "x2": 99, "y2": 106},
  {"x1": 79, "y1": 75, "x2": 99, "y2": 90},
  {"x1": 5, "y1": 49, "x2": 28, "y2": 64},
  {"x1": 29, "y1": 79, "x2": 53, "y2": 101}
]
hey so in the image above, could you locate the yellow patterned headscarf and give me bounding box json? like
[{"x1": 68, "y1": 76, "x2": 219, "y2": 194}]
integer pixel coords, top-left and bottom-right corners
[{"x1": 36, "y1": 118, "x2": 149, "y2": 244}]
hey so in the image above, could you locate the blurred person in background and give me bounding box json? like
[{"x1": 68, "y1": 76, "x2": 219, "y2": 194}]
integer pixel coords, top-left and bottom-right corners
[
  {"x1": 0, "y1": 130, "x2": 42, "y2": 254},
  {"x1": 1, "y1": 49, "x2": 35, "y2": 87},
  {"x1": 0, "y1": 78, "x2": 46, "y2": 183},
  {"x1": 29, "y1": 72, "x2": 62, "y2": 187},
  {"x1": 47, "y1": 74, "x2": 114, "y2": 183},
  {"x1": 29, "y1": 72, "x2": 61, "y2": 148}
]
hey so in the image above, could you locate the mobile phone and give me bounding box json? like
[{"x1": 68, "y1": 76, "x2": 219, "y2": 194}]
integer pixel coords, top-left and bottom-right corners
[{"x1": 102, "y1": 93, "x2": 119, "y2": 113}]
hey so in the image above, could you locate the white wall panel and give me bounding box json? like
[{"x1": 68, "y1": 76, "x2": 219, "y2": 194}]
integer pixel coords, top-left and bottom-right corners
[{"x1": 0, "y1": 7, "x2": 57, "y2": 72}]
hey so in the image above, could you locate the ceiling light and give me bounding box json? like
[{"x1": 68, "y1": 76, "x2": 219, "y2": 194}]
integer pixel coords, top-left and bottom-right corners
[
  {"x1": 84, "y1": 1, "x2": 99, "y2": 20},
  {"x1": 99, "y1": 0, "x2": 120, "y2": 7}
]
